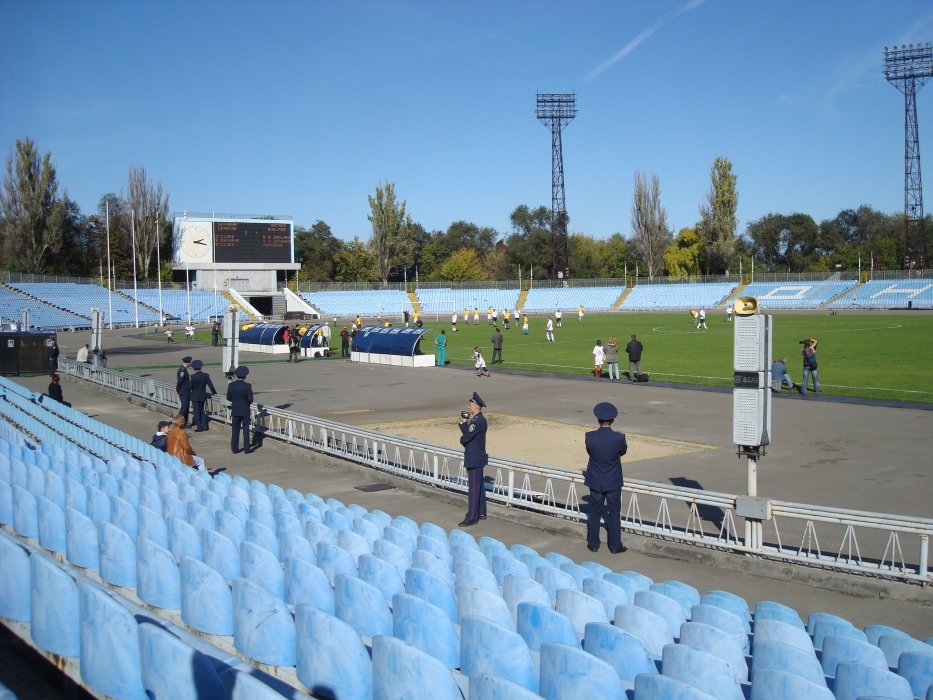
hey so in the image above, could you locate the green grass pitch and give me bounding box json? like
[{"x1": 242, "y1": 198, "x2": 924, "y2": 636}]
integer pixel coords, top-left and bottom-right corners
[{"x1": 418, "y1": 312, "x2": 933, "y2": 404}]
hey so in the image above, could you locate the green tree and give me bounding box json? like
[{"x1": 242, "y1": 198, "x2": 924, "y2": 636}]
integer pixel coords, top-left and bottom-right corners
[
  {"x1": 697, "y1": 156, "x2": 738, "y2": 274},
  {"x1": 506, "y1": 205, "x2": 552, "y2": 276},
  {"x1": 599, "y1": 234, "x2": 634, "y2": 279},
  {"x1": 294, "y1": 220, "x2": 342, "y2": 282},
  {"x1": 663, "y1": 227, "x2": 702, "y2": 277},
  {"x1": 630, "y1": 171, "x2": 670, "y2": 278},
  {"x1": 482, "y1": 244, "x2": 511, "y2": 280},
  {"x1": 439, "y1": 248, "x2": 485, "y2": 281},
  {"x1": 367, "y1": 181, "x2": 415, "y2": 285},
  {"x1": 126, "y1": 166, "x2": 170, "y2": 279},
  {"x1": 0, "y1": 137, "x2": 66, "y2": 273},
  {"x1": 334, "y1": 237, "x2": 378, "y2": 282},
  {"x1": 568, "y1": 233, "x2": 604, "y2": 278},
  {"x1": 745, "y1": 212, "x2": 819, "y2": 272}
]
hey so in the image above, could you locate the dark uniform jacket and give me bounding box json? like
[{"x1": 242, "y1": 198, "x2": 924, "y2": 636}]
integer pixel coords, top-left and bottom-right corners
[
  {"x1": 584, "y1": 426, "x2": 628, "y2": 491},
  {"x1": 190, "y1": 370, "x2": 217, "y2": 402},
  {"x1": 226, "y1": 379, "x2": 254, "y2": 418},
  {"x1": 625, "y1": 339, "x2": 643, "y2": 363},
  {"x1": 176, "y1": 365, "x2": 191, "y2": 397},
  {"x1": 459, "y1": 412, "x2": 488, "y2": 469}
]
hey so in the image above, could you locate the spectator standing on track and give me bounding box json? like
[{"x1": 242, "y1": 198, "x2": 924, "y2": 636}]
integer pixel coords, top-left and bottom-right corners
[
  {"x1": 189, "y1": 359, "x2": 217, "y2": 431},
  {"x1": 435, "y1": 330, "x2": 448, "y2": 366},
  {"x1": 211, "y1": 321, "x2": 221, "y2": 346},
  {"x1": 592, "y1": 340, "x2": 605, "y2": 381},
  {"x1": 340, "y1": 327, "x2": 351, "y2": 357},
  {"x1": 626, "y1": 334, "x2": 643, "y2": 382},
  {"x1": 605, "y1": 336, "x2": 620, "y2": 381},
  {"x1": 48, "y1": 339, "x2": 59, "y2": 374},
  {"x1": 799, "y1": 338, "x2": 820, "y2": 393},
  {"x1": 583, "y1": 401, "x2": 628, "y2": 553}
]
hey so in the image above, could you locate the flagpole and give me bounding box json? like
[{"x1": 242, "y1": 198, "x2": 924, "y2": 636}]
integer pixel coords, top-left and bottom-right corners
[
  {"x1": 156, "y1": 214, "x2": 163, "y2": 325},
  {"x1": 131, "y1": 208, "x2": 139, "y2": 328},
  {"x1": 106, "y1": 201, "x2": 113, "y2": 329}
]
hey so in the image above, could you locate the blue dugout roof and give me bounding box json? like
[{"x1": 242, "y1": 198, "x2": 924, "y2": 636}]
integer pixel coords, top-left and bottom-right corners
[
  {"x1": 351, "y1": 326, "x2": 429, "y2": 356},
  {"x1": 299, "y1": 324, "x2": 328, "y2": 349},
  {"x1": 238, "y1": 323, "x2": 287, "y2": 345}
]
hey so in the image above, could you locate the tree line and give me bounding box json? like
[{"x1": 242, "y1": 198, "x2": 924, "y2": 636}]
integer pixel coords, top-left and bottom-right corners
[{"x1": 1, "y1": 137, "x2": 928, "y2": 285}]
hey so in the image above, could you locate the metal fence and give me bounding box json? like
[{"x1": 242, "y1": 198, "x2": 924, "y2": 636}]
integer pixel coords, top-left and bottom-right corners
[{"x1": 57, "y1": 358, "x2": 933, "y2": 585}]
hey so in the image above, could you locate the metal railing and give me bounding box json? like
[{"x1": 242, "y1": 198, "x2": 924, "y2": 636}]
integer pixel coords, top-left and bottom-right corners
[{"x1": 58, "y1": 359, "x2": 932, "y2": 585}]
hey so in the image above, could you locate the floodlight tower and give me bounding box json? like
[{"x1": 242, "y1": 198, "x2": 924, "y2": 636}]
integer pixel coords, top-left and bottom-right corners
[
  {"x1": 884, "y1": 42, "x2": 933, "y2": 269},
  {"x1": 536, "y1": 92, "x2": 576, "y2": 280}
]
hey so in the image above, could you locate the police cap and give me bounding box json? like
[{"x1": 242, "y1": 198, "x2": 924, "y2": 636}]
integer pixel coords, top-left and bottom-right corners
[
  {"x1": 593, "y1": 401, "x2": 618, "y2": 422},
  {"x1": 469, "y1": 391, "x2": 486, "y2": 408},
  {"x1": 234, "y1": 366, "x2": 249, "y2": 378},
  {"x1": 191, "y1": 359, "x2": 203, "y2": 370}
]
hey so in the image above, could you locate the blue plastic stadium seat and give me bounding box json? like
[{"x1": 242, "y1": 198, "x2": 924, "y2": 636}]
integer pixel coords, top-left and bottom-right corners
[
  {"x1": 240, "y1": 540, "x2": 285, "y2": 599},
  {"x1": 810, "y1": 618, "x2": 866, "y2": 651},
  {"x1": 879, "y1": 633, "x2": 933, "y2": 669},
  {"x1": 651, "y1": 581, "x2": 699, "y2": 618},
  {"x1": 492, "y1": 553, "x2": 530, "y2": 584},
  {"x1": 748, "y1": 669, "x2": 834, "y2": 700},
  {"x1": 661, "y1": 643, "x2": 745, "y2": 700},
  {"x1": 503, "y1": 573, "x2": 552, "y2": 623},
  {"x1": 832, "y1": 661, "x2": 914, "y2": 700},
  {"x1": 458, "y1": 584, "x2": 514, "y2": 630},
  {"x1": 280, "y1": 531, "x2": 317, "y2": 566},
  {"x1": 224, "y1": 495, "x2": 250, "y2": 524},
  {"x1": 582, "y1": 576, "x2": 631, "y2": 619},
  {"x1": 539, "y1": 641, "x2": 626, "y2": 700},
  {"x1": 202, "y1": 527, "x2": 241, "y2": 581},
  {"x1": 516, "y1": 602, "x2": 578, "y2": 653},
  {"x1": 806, "y1": 610, "x2": 852, "y2": 635},
  {"x1": 864, "y1": 623, "x2": 911, "y2": 646},
  {"x1": 316, "y1": 541, "x2": 358, "y2": 587},
  {"x1": 232, "y1": 578, "x2": 296, "y2": 667},
  {"x1": 753, "y1": 618, "x2": 816, "y2": 655},
  {"x1": 560, "y1": 562, "x2": 596, "y2": 589},
  {"x1": 138, "y1": 621, "x2": 225, "y2": 700},
  {"x1": 679, "y1": 621, "x2": 747, "y2": 682},
  {"x1": 12, "y1": 484, "x2": 38, "y2": 538},
  {"x1": 756, "y1": 600, "x2": 808, "y2": 627},
  {"x1": 358, "y1": 553, "x2": 404, "y2": 605},
  {"x1": 351, "y1": 515, "x2": 382, "y2": 548},
  {"x1": 181, "y1": 556, "x2": 235, "y2": 636},
  {"x1": 460, "y1": 616, "x2": 539, "y2": 693},
  {"x1": 138, "y1": 485, "x2": 162, "y2": 515},
  {"x1": 189, "y1": 501, "x2": 218, "y2": 537},
  {"x1": 556, "y1": 587, "x2": 609, "y2": 643},
  {"x1": 701, "y1": 590, "x2": 751, "y2": 627},
  {"x1": 405, "y1": 566, "x2": 458, "y2": 624},
  {"x1": 689, "y1": 604, "x2": 749, "y2": 653},
  {"x1": 391, "y1": 592, "x2": 460, "y2": 669},
  {"x1": 614, "y1": 604, "x2": 674, "y2": 659},
  {"x1": 65, "y1": 507, "x2": 100, "y2": 569},
  {"x1": 384, "y1": 525, "x2": 416, "y2": 557},
  {"x1": 137, "y1": 506, "x2": 168, "y2": 549},
  {"x1": 168, "y1": 516, "x2": 202, "y2": 562},
  {"x1": 44, "y1": 469, "x2": 65, "y2": 507},
  {"x1": 749, "y1": 640, "x2": 826, "y2": 687},
  {"x1": 335, "y1": 572, "x2": 393, "y2": 640},
  {"x1": 636, "y1": 589, "x2": 687, "y2": 639},
  {"x1": 896, "y1": 651, "x2": 933, "y2": 699},
  {"x1": 820, "y1": 635, "x2": 888, "y2": 678},
  {"x1": 29, "y1": 553, "x2": 80, "y2": 657},
  {"x1": 136, "y1": 537, "x2": 182, "y2": 610},
  {"x1": 37, "y1": 495, "x2": 67, "y2": 552},
  {"x1": 296, "y1": 604, "x2": 373, "y2": 700},
  {"x1": 97, "y1": 520, "x2": 137, "y2": 588},
  {"x1": 418, "y1": 533, "x2": 453, "y2": 567},
  {"x1": 372, "y1": 634, "x2": 462, "y2": 700},
  {"x1": 338, "y1": 528, "x2": 372, "y2": 565},
  {"x1": 633, "y1": 673, "x2": 719, "y2": 700},
  {"x1": 583, "y1": 622, "x2": 657, "y2": 686},
  {"x1": 78, "y1": 582, "x2": 145, "y2": 699},
  {"x1": 456, "y1": 560, "x2": 500, "y2": 595},
  {"x1": 64, "y1": 477, "x2": 87, "y2": 515},
  {"x1": 535, "y1": 565, "x2": 577, "y2": 606},
  {"x1": 215, "y1": 509, "x2": 246, "y2": 547},
  {"x1": 614, "y1": 570, "x2": 653, "y2": 592},
  {"x1": 412, "y1": 548, "x2": 454, "y2": 587},
  {"x1": 111, "y1": 494, "x2": 139, "y2": 538},
  {"x1": 374, "y1": 537, "x2": 412, "y2": 578},
  {"x1": 0, "y1": 532, "x2": 31, "y2": 622},
  {"x1": 469, "y1": 672, "x2": 544, "y2": 700},
  {"x1": 284, "y1": 557, "x2": 335, "y2": 614}
]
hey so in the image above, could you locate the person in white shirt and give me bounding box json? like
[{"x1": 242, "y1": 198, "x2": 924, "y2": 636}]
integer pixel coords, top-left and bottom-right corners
[
  {"x1": 473, "y1": 347, "x2": 491, "y2": 377},
  {"x1": 76, "y1": 344, "x2": 90, "y2": 363},
  {"x1": 451, "y1": 313, "x2": 458, "y2": 332},
  {"x1": 545, "y1": 318, "x2": 555, "y2": 342},
  {"x1": 555, "y1": 308, "x2": 562, "y2": 327},
  {"x1": 697, "y1": 309, "x2": 707, "y2": 329},
  {"x1": 592, "y1": 340, "x2": 605, "y2": 381}
]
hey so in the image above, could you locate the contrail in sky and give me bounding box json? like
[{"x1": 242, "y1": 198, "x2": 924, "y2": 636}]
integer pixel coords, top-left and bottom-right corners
[{"x1": 585, "y1": 0, "x2": 706, "y2": 82}]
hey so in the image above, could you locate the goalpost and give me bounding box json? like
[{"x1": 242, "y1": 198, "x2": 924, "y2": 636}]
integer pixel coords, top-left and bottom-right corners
[{"x1": 424, "y1": 299, "x2": 455, "y2": 323}]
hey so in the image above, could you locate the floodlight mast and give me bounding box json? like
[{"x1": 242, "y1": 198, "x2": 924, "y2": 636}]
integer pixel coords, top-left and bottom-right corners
[
  {"x1": 884, "y1": 42, "x2": 933, "y2": 270},
  {"x1": 536, "y1": 92, "x2": 576, "y2": 281}
]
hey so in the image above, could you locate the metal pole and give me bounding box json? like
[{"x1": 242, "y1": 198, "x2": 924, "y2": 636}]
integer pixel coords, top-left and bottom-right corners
[
  {"x1": 106, "y1": 201, "x2": 113, "y2": 329},
  {"x1": 156, "y1": 214, "x2": 163, "y2": 326},
  {"x1": 131, "y1": 208, "x2": 139, "y2": 328}
]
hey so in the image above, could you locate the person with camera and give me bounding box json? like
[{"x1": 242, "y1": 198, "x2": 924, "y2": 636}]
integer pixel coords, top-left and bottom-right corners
[
  {"x1": 799, "y1": 338, "x2": 820, "y2": 393},
  {"x1": 458, "y1": 392, "x2": 488, "y2": 527}
]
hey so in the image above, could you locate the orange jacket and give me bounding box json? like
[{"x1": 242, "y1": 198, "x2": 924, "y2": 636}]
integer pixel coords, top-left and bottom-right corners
[{"x1": 166, "y1": 427, "x2": 196, "y2": 467}]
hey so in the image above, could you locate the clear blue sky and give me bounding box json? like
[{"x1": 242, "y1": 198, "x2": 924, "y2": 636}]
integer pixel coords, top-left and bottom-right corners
[{"x1": 2, "y1": 1, "x2": 932, "y2": 243}]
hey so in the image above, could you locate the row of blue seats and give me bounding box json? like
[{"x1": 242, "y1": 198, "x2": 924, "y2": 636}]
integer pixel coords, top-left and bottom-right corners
[
  {"x1": 0, "y1": 286, "x2": 90, "y2": 330},
  {"x1": 523, "y1": 287, "x2": 626, "y2": 312},
  {"x1": 9, "y1": 282, "x2": 162, "y2": 325},
  {"x1": 299, "y1": 290, "x2": 412, "y2": 317},
  {"x1": 828, "y1": 280, "x2": 933, "y2": 309},
  {"x1": 1, "y1": 381, "x2": 932, "y2": 699},
  {"x1": 740, "y1": 281, "x2": 857, "y2": 309},
  {"x1": 119, "y1": 288, "x2": 228, "y2": 322},
  {"x1": 417, "y1": 288, "x2": 522, "y2": 315},
  {"x1": 619, "y1": 283, "x2": 738, "y2": 312}
]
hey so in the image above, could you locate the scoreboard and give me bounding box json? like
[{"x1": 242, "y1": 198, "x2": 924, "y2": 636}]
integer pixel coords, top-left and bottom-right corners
[
  {"x1": 175, "y1": 217, "x2": 294, "y2": 265},
  {"x1": 213, "y1": 221, "x2": 291, "y2": 264}
]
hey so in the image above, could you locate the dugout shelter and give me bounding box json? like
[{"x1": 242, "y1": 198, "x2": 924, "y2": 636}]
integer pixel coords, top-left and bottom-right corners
[{"x1": 350, "y1": 326, "x2": 432, "y2": 367}]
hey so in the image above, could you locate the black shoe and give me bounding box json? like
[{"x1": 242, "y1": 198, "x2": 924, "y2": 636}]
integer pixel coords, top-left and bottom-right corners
[
  {"x1": 458, "y1": 519, "x2": 477, "y2": 527},
  {"x1": 609, "y1": 545, "x2": 628, "y2": 554},
  {"x1": 479, "y1": 515, "x2": 486, "y2": 520},
  {"x1": 194, "y1": 429, "x2": 204, "y2": 432},
  {"x1": 587, "y1": 544, "x2": 600, "y2": 553}
]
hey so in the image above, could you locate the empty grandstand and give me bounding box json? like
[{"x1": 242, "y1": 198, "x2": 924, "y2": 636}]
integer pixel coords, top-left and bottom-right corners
[
  {"x1": 1, "y1": 373, "x2": 931, "y2": 699},
  {"x1": 417, "y1": 288, "x2": 521, "y2": 316},
  {"x1": 119, "y1": 288, "x2": 230, "y2": 322},
  {"x1": 828, "y1": 279, "x2": 933, "y2": 310},
  {"x1": 299, "y1": 289, "x2": 412, "y2": 317},
  {"x1": 618, "y1": 282, "x2": 738, "y2": 312},
  {"x1": 0, "y1": 286, "x2": 90, "y2": 330},
  {"x1": 522, "y1": 286, "x2": 626, "y2": 312},
  {"x1": 9, "y1": 282, "x2": 161, "y2": 326},
  {"x1": 740, "y1": 281, "x2": 858, "y2": 310}
]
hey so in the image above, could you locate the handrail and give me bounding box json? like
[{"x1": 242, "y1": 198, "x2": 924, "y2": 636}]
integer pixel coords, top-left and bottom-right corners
[{"x1": 57, "y1": 358, "x2": 933, "y2": 584}]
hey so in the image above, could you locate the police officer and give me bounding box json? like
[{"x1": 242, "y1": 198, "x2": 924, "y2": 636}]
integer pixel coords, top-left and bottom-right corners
[
  {"x1": 226, "y1": 365, "x2": 254, "y2": 454},
  {"x1": 189, "y1": 359, "x2": 217, "y2": 432},
  {"x1": 176, "y1": 356, "x2": 192, "y2": 426},
  {"x1": 584, "y1": 401, "x2": 628, "y2": 553},
  {"x1": 458, "y1": 391, "x2": 488, "y2": 527}
]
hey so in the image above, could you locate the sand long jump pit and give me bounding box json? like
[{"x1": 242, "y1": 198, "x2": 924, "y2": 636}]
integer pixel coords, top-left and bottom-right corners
[{"x1": 362, "y1": 414, "x2": 717, "y2": 472}]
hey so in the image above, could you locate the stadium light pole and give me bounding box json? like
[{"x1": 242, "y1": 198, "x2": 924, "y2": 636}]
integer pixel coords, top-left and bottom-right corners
[
  {"x1": 536, "y1": 92, "x2": 576, "y2": 281},
  {"x1": 130, "y1": 208, "x2": 139, "y2": 328},
  {"x1": 155, "y1": 213, "x2": 163, "y2": 325},
  {"x1": 884, "y1": 42, "x2": 933, "y2": 270},
  {"x1": 105, "y1": 200, "x2": 113, "y2": 329}
]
